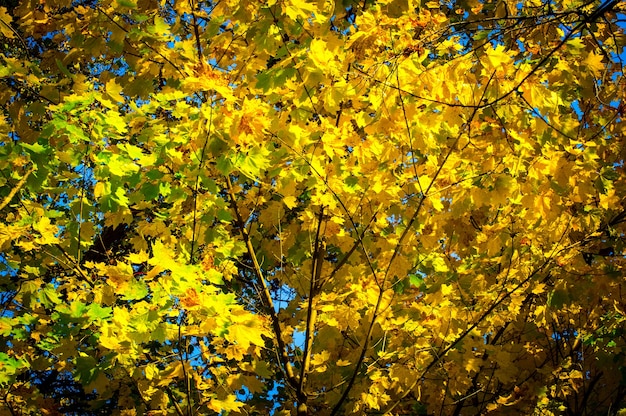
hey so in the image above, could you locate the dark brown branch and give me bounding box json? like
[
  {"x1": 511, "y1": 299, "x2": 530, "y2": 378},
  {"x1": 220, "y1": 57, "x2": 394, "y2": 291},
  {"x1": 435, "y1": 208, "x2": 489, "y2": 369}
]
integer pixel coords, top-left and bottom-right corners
[
  {"x1": 297, "y1": 208, "x2": 326, "y2": 414},
  {"x1": 225, "y1": 175, "x2": 299, "y2": 390}
]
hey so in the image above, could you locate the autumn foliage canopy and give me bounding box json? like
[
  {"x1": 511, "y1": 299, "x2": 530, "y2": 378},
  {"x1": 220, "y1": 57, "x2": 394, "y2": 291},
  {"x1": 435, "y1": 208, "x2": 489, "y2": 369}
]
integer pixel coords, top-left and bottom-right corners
[{"x1": 1, "y1": 0, "x2": 626, "y2": 414}]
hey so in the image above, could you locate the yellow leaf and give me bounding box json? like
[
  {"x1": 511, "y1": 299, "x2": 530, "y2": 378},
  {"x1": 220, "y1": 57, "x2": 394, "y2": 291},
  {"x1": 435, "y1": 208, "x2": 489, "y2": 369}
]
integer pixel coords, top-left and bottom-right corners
[
  {"x1": 157, "y1": 362, "x2": 185, "y2": 386},
  {"x1": 440, "y1": 284, "x2": 453, "y2": 296},
  {"x1": 33, "y1": 216, "x2": 60, "y2": 245},
  {"x1": 283, "y1": 195, "x2": 297, "y2": 209},
  {"x1": 145, "y1": 363, "x2": 159, "y2": 380},
  {"x1": 0, "y1": 7, "x2": 14, "y2": 38},
  {"x1": 310, "y1": 351, "x2": 331, "y2": 367},
  {"x1": 531, "y1": 283, "x2": 546, "y2": 295},
  {"x1": 105, "y1": 79, "x2": 124, "y2": 102},
  {"x1": 208, "y1": 395, "x2": 244, "y2": 413},
  {"x1": 127, "y1": 250, "x2": 149, "y2": 264},
  {"x1": 94, "y1": 181, "x2": 107, "y2": 199},
  {"x1": 496, "y1": 393, "x2": 514, "y2": 405},
  {"x1": 106, "y1": 154, "x2": 139, "y2": 177},
  {"x1": 284, "y1": 0, "x2": 317, "y2": 20},
  {"x1": 16, "y1": 239, "x2": 37, "y2": 251},
  {"x1": 566, "y1": 37, "x2": 585, "y2": 53},
  {"x1": 464, "y1": 358, "x2": 481, "y2": 373},
  {"x1": 415, "y1": 176, "x2": 431, "y2": 193},
  {"x1": 429, "y1": 195, "x2": 444, "y2": 211},
  {"x1": 309, "y1": 39, "x2": 335, "y2": 70},
  {"x1": 99, "y1": 325, "x2": 122, "y2": 350},
  {"x1": 485, "y1": 44, "x2": 513, "y2": 69},
  {"x1": 225, "y1": 320, "x2": 266, "y2": 350},
  {"x1": 584, "y1": 51, "x2": 604, "y2": 77}
]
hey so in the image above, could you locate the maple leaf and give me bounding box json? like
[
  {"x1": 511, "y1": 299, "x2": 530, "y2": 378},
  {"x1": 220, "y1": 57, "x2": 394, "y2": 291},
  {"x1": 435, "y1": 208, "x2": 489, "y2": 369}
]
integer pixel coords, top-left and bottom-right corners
[
  {"x1": 284, "y1": 0, "x2": 317, "y2": 21},
  {"x1": 225, "y1": 318, "x2": 266, "y2": 350},
  {"x1": 0, "y1": 7, "x2": 14, "y2": 39},
  {"x1": 33, "y1": 216, "x2": 60, "y2": 245},
  {"x1": 584, "y1": 51, "x2": 604, "y2": 77},
  {"x1": 485, "y1": 43, "x2": 514, "y2": 71},
  {"x1": 208, "y1": 395, "x2": 244, "y2": 413}
]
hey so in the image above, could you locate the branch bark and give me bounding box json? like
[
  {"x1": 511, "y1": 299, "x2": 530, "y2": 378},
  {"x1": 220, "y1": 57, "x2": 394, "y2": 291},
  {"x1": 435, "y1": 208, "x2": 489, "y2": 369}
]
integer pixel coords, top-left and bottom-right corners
[
  {"x1": 225, "y1": 176, "x2": 299, "y2": 391},
  {"x1": 297, "y1": 208, "x2": 326, "y2": 415},
  {"x1": 0, "y1": 166, "x2": 34, "y2": 213}
]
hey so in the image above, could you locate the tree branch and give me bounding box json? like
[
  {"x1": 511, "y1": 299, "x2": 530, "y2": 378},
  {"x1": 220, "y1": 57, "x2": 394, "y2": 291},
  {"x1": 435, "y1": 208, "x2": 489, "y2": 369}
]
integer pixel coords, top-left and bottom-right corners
[
  {"x1": 0, "y1": 166, "x2": 34, "y2": 213},
  {"x1": 225, "y1": 176, "x2": 299, "y2": 390},
  {"x1": 297, "y1": 208, "x2": 326, "y2": 414}
]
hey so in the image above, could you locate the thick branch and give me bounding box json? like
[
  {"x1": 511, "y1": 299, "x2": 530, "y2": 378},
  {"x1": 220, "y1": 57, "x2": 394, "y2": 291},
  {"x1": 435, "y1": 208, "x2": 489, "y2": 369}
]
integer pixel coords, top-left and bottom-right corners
[
  {"x1": 0, "y1": 166, "x2": 34, "y2": 212},
  {"x1": 297, "y1": 208, "x2": 326, "y2": 414},
  {"x1": 225, "y1": 176, "x2": 298, "y2": 389}
]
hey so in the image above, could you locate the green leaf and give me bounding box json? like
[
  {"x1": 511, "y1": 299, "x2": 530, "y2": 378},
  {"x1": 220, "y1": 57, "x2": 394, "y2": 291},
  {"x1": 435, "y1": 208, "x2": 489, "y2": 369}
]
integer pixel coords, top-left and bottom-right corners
[
  {"x1": 142, "y1": 182, "x2": 160, "y2": 200},
  {"x1": 547, "y1": 289, "x2": 569, "y2": 308},
  {"x1": 40, "y1": 285, "x2": 62, "y2": 308},
  {"x1": 68, "y1": 301, "x2": 89, "y2": 319},
  {"x1": 115, "y1": 0, "x2": 137, "y2": 8},
  {"x1": 217, "y1": 209, "x2": 233, "y2": 222},
  {"x1": 256, "y1": 68, "x2": 296, "y2": 91},
  {"x1": 55, "y1": 58, "x2": 74, "y2": 79},
  {"x1": 87, "y1": 304, "x2": 112, "y2": 322},
  {"x1": 20, "y1": 141, "x2": 47, "y2": 154},
  {"x1": 122, "y1": 279, "x2": 148, "y2": 301},
  {"x1": 409, "y1": 274, "x2": 423, "y2": 287},
  {"x1": 231, "y1": 147, "x2": 271, "y2": 179},
  {"x1": 75, "y1": 354, "x2": 98, "y2": 384},
  {"x1": 393, "y1": 277, "x2": 408, "y2": 294},
  {"x1": 104, "y1": 154, "x2": 140, "y2": 177},
  {"x1": 216, "y1": 154, "x2": 233, "y2": 175},
  {"x1": 0, "y1": 352, "x2": 28, "y2": 385},
  {"x1": 112, "y1": 186, "x2": 130, "y2": 207},
  {"x1": 159, "y1": 181, "x2": 171, "y2": 196}
]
